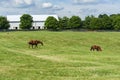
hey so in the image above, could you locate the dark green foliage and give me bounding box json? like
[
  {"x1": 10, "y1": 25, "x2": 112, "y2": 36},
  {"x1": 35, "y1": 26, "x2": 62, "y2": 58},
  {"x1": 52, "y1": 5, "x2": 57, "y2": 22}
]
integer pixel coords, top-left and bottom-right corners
[
  {"x1": 112, "y1": 17, "x2": 120, "y2": 30},
  {"x1": 0, "y1": 16, "x2": 10, "y2": 29},
  {"x1": 45, "y1": 16, "x2": 59, "y2": 30},
  {"x1": 58, "y1": 16, "x2": 69, "y2": 30},
  {"x1": 83, "y1": 15, "x2": 112, "y2": 30},
  {"x1": 19, "y1": 14, "x2": 33, "y2": 29},
  {"x1": 44, "y1": 14, "x2": 120, "y2": 30},
  {"x1": 98, "y1": 14, "x2": 113, "y2": 30},
  {"x1": 89, "y1": 17, "x2": 102, "y2": 30},
  {"x1": 68, "y1": 16, "x2": 81, "y2": 29},
  {"x1": 110, "y1": 14, "x2": 120, "y2": 30},
  {"x1": 83, "y1": 15, "x2": 102, "y2": 30},
  {"x1": 83, "y1": 15, "x2": 94, "y2": 29}
]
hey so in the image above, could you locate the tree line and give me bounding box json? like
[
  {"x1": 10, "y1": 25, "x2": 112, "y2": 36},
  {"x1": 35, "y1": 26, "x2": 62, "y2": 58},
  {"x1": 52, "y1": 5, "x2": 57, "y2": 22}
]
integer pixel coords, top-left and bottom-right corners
[
  {"x1": 45, "y1": 14, "x2": 120, "y2": 31},
  {"x1": 0, "y1": 14, "x2": 120, "y2": 30}
]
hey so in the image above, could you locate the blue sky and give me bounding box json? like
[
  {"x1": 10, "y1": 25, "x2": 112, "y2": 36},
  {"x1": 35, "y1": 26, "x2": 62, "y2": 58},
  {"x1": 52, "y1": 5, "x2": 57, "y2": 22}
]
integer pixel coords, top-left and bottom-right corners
[{"x1": 0, "y1": 0, "x2": 120, "y2": 19}]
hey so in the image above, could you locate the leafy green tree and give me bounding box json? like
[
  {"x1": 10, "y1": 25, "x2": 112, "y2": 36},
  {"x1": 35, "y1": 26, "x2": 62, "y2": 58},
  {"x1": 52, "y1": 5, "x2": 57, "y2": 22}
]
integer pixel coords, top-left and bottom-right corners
[
  {"x1": 112, "y1": 16, "x2": 120, "y2": 30},
  {"x1": 45, "y1": 16, "x2": 58, "y2": 30},
  {"x1": 19, "y1": 14, "x2": 33, "y2": 29},
  {"x1": 0, "y1": 16, "x2": 10, "y2": 29},
  {"x1": 58, "y1": 16, "x2": 69, "y2": 30},
  {"x1": 89, "y1": 17, "x2": 102, "y2": 30},
  {"x1": 114, "y1": 23, "x2": 120, "y2": 30},
  {"x1": 68, "y1": 16, "x2": 81, "y2": 29},
  {"x1": 98, "y1": 14, "x2": 112, "y2": 30},
  {"x1": 110, "y1": 14, "x2": 120, "y2": 30},
  {"x1": 83, "y1": 15, "x2": 94, "y2": 29}
]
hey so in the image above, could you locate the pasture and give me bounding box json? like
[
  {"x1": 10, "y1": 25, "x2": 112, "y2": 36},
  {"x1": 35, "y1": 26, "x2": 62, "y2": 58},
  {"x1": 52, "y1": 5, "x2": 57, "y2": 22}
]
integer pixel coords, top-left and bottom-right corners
[{"x1": 0, "y1": 31, "x2": 120, "y2": 80}]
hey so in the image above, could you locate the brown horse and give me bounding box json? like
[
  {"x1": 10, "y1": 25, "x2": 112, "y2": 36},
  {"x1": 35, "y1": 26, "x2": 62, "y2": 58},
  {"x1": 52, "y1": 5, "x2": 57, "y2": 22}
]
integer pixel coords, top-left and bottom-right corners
[
  {"x1": 28, "y1": 40, "x2": 43, "y2": 48},
  {"x1": 90, "y1": 45, "x2": 102, "y2": 51}
]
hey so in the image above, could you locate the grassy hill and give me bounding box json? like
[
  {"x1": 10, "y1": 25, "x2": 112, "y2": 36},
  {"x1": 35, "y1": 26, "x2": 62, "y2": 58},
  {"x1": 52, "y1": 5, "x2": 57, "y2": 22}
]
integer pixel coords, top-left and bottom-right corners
[{"x1": 0, "y1": 31, "x2": 120, "y2": 80}]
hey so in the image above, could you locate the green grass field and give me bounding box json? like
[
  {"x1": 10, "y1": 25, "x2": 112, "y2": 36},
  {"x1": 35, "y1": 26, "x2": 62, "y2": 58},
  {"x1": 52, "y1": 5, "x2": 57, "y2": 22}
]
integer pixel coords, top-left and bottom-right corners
[{"x1": 0, "y1": 31, "x2": 120, "y2": 80}]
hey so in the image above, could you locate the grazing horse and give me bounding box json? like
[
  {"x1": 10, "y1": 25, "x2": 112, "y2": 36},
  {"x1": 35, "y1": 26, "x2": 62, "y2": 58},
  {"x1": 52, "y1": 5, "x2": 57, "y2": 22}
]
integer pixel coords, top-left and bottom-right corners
[
  {"x1": 28, "y1": 40, "x2": 43, "y2": 48},
  {"x1": 90, "y1": 45, "x2": 102, "y2": 51}
]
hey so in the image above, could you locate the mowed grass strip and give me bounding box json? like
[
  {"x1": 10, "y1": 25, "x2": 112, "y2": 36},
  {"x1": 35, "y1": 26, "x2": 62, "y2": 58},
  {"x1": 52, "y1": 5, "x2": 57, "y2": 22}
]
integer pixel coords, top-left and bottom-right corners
[{"x1": 0, "y1": 31, "x2": 120, "y2": 80}]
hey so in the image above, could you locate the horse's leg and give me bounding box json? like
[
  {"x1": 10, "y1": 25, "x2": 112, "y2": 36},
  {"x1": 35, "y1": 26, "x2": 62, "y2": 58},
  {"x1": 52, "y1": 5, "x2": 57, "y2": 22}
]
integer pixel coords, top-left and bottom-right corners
[
  {"x1": 93, "y1": 48, "x2": 94, "y2": 51},
  {"x1": 33, "y1": 45, "x2": 36, "y2": 48},
  {"x1": 35, "y1": 44, "x2": 38, "y2": 48},
  {"x1": 97, "y1": 47, "x2": 100, "y2": 51},
  {"x1": 96, "y1": 48, "x2": 99, "y2": 51},
  {"x1": 32, "y1": 45, "x2": 34, "y2": 48},
  {"x1": 91, "y1": 47, "x2": 95, "y2": 51}
]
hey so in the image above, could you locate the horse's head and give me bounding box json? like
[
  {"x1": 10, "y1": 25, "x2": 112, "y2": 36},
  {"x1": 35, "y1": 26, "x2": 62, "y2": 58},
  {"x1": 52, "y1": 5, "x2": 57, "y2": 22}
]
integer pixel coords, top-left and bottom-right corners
[
  {"x1": 97, "y1": 46, "x2": 102, "y2": 51},
  {"x1": 36, "y1": 40, "x2": 43, "y2": 46}
]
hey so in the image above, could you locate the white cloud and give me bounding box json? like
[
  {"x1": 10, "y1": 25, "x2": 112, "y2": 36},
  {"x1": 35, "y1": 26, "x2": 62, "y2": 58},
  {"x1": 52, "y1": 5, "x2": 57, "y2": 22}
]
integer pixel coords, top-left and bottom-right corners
[
  {"x1": 13, "y1": 0, "x2": 34, "y2": 8},
  {"x1": 14, "y1": 0, "x2": 24, "y2": 5},
  {"x1": 73, "y1": 0, "x2": 99, "y2": 4},
  {"x1": 42, "y1": 2, "x2": 53, "y2": 8},
  {"x1": 41, "y1": 2, "x2": 64, "y2": 11},
  {"x1": 14, "y1": 0, "x2": 33, "y2": 5},
  {"x1": 24, "y1": 0, "x2": 33, "y2": 5}
]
